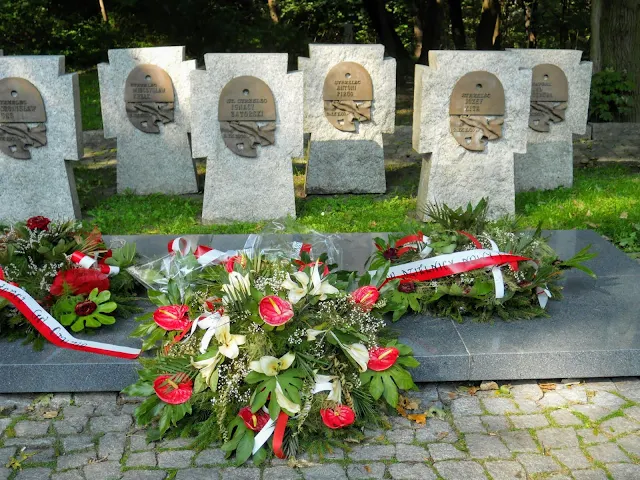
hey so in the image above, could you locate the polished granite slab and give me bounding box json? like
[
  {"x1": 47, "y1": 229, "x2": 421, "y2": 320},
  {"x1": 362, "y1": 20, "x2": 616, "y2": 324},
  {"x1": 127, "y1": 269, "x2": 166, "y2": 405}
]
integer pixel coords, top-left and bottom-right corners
[{"x1": 1, "y1": 230, "x2": 638, "y2": 392}]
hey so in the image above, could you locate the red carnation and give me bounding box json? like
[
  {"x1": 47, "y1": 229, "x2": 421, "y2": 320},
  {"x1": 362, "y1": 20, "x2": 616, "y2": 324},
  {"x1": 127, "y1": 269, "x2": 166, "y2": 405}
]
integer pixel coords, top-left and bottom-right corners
[
  {"x1": 153, "y1": 374, "x2": 193, "y2": 405},
  {"x1": 398, "y1": 282, "x2": 416, "y2": 293},
  {"x1": 50, "y1": 269, "x2": 110, "y2": 297},
  {"x1": 367, "y1": 346, "x2": 400, "y2": 372},
  {"x1": 153, "y1": 305, "x2": 191, "y2": 331},
  {"x1": 74, "y1": 300, "x2": 97, "y2": 316},
  {"x1": 351, "y1": 286, "x2": 379, "y2": 311},
  {"x1": 26, "y1": 216, "x2": 51, "y2": 231},
  {"x1": 238, "y1": 406, "x2": 270, "y2": 432},
  {"x1": 320, "y1": 406, "x2": 356, "y2": 429}
]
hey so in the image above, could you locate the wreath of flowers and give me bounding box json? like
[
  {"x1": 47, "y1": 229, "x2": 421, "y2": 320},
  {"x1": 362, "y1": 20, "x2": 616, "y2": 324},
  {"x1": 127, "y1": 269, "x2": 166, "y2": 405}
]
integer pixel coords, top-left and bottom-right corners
[
  {"x1": 124, "y1": 242, "x2": 418, "y2": 463},
  {"x1": 0, "y1": 216, "x2": 139, "y2": 348}
]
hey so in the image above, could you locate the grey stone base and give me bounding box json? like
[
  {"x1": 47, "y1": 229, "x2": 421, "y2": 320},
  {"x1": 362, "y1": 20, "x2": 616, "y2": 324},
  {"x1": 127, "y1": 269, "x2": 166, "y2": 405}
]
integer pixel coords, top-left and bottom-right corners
[
  {"x1": 1, "y1": 230, "x2": 638, "y2": 392},
  {"x1": 305, "y1": 139, "x2": 386, "y2": 194},
  {"x1": 515, "y1": 141, "x2": 574, "y2": 192}
]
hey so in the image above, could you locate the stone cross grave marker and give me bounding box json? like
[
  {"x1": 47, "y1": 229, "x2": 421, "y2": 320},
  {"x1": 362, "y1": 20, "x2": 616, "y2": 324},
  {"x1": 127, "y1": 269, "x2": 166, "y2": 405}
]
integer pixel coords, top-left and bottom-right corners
[
  {"x1": 508, "y1": 49, "x2": 592, "y2": 192},
  {"x1": 299, "y1": 44, "x2": 396, "y2": 194},
  {"x1": 413, "y1": 51, "x2": 531, "y2": 220},
  {"x1": 190, "y1": 53, "x2": 301, "y2": 223},
  {"x1": 0, "y1": 55, "x2": 83, "y2": 222},
  {"x1": 98, "y1": 47, "x2": 198, "y2": 194}
]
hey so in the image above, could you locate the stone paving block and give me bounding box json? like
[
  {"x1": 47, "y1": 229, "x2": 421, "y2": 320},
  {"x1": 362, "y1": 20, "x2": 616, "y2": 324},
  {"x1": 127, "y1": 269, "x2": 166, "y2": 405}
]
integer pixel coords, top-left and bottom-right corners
[
  {"x1": 576, "y1": 428, "x2": 610, "y2": 444},
  {"x1": 572, "y1": 404, "x2": 612, "y2": 421},
  {"x1": 157, "y1": 449, "x2": 194, "y2": 468},
  {"x1": 583, "y1": 379, "x2": 617, "y2": 392},
  {"x1": 0, "y1": 469, "x2": 7, "y2": 480},
  {"x1": 388, "y1": 463, "x2": 437, "y2": 480},
  {"x1": 510, "y1": 381, "x2": 543, "y2": 401},
  {"x1": 600, "y1": 415, "x2": 640, "y2": 435},
  {"x1": 484, "y1": 460, "x2": 525, "y2": 480},
  {"x1": 349, "y1": 444, "x2": 395, "y2": 461},
  {"x1": 13, "y1": 420, "x2": 50, "y2": 437},
  {"x1": 511, "y1": 414, "x2": 549, "y2": 429},
  {"x1": 465, "y1": 434, "x2": 511, "y2": 459},
  {"x1": 437, "y1": 383, "x2": 458, "y2": 405},
  {"x1": 623, "y1": 405, "x2": 640, "y2": 422},
  {"x1": 51, "y1": 470, "x2": 84, "y2": 480},
  {"x1": 157, "y1": 437, "x2": 193, "y2": 449},
  {"x1": 557, "y1": 386, "x2": 588, "y2": 403},
  {"x1": 538, "y1": 391, "x2": 569, "y2": 408},
  {"x1": 22, "y1": 447, "x2": 55, "y2": 463},
  {"x1": 0, "y1": 448, "x2": 16, "y2": 466},
  {"x1": 74, "y1": 393, "x2": 117, "y2": 406},
  {"x1": 605, "y1": 463, "x2": 640, "y2": 479},
  {"x1": 517, "y1": 399, "x2": 543, "y2": 413},
  {"x1": 586, "y1": 443, "x2": 630, "y2": 463},
  {"x1": 57, "y1": 451, "x2": 93, "y2": 470},
  {"x1": 220, "y1": 467, "x2": 261, "y2": 480},
  {"x1": 0, "y1": 394, "x2": 35, "y2": 413},
  {"x1": 62, "y1": 405, "x2": 96, "y2": 418},
  {"x1": 83, "y1": 460, "x2": 121, "y2": 479},
  {"x1": 571, "y1": 470, "x2": 608, "y2": 480},
  {"x1": 0, "y1": 418, "x2": 11, "y2": 434},
  {"x1": 434, "y1": 460, "x2": 487, "y2": 480},
  {"x1": 481, "y1": 397, "x2": 519, "y2": 415},
  {"x1": 3, "y1": 437, "x2": 55, "y2": 448},
  {"x1": 263, "y1": 466, "x2": 302, "y2": 479},
  {"x1": 516, "y1": 453, "x2": 561, "y2": 474},
  {"x1": 500, "y1": 430, "x2": 538, "y2": 452},
  {"x1": 54, "y1": 418, "x2": 86, "y2": 435},
  {"x1": 175, "y1": 468, "x2": 220, "y2": 480},
  {"x1": 302, "y1": 463, "x2": 347, "y2": 480},
  {"x1": 89, "y1": 415, "x2": 132, "y2": 433},
  {"x1": 14, "y1": 468, "x2": 53, "y2": 480},
  {"x1": 481, "y1": 415, "x2": 510, "y2": 432},
  {"x1": 415, "y1": 419, "x2": 457, "y2": 443},
  {"x1": 346, "y1": 463, "x2": 386, "y2": 479},
  {"x1": 536, "y1": 427, "x2": 580, "y2": 449},
  {"x1": 62, "y1": 435, "x2": 94, "y2": 452},
  {"x1": 98, "y1": 432, "x2": 126, "y2": 460},
  {"x1": 453, "y1": 415, "x2": 484, "y2": 433},
  {"x1": 195, "y1": 448, "x2": 227, "y2": 465},
  {"x1": 395, "y1": 444, "x2": 429, "y2": 462},
  {"x1": 129, "y1": 433, "x2": 155, "y2": 451},
  {"x1": 127, "y1": 451, "x2": 157, "y2": 467},
  {"x1": 300, "y1": 448, "x2": 344, "y2": 461},
  {"x1": 428, "y1": 443, "x2": 467, "y2": 461},
  {"x1": 550, "y1": 409, "x2": 583, "y2": 426},
  {"x1": 591, "y1": 391, "x2": 627, "y2": 409},
  {"x1": 552, "y1": 448, "x2": 591, "y2": 469},
  {"x1": 121, "y1": 471, "x2": 167, "y2": 480},
  {"x1": 618, "y1": 433, "x2": 640, "y2": 456},
  {"x1": 385, "y1": 428, "x2": 415, "y2": 443},
  {"x1": 451, "y1": 397, "x2": 483, "y2": 416}
]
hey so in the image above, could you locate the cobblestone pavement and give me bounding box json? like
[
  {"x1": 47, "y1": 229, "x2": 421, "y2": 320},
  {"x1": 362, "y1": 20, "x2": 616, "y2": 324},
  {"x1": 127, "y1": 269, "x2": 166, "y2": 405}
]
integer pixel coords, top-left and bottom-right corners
[{"x1": 2, "y1": 378, "x2": 640, "y2": 480}]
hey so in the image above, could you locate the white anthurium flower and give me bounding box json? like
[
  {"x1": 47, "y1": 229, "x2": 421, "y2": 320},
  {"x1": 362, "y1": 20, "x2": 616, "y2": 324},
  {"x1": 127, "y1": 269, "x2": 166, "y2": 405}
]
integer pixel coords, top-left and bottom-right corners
[
  {"x1": 313, "y1": 374, "x2": 342, "y2": 403},
  {"x1": 306, "y1": 328, "x2": 327, "y2": 342},
  {"x1": 281, "y1": 271, "x2": 310, "y2": 305},
  {"x1": 249, "y1": 352, "x2": 295, "y2": 376},
  {"x1": 309, "y1": 262, "x2": 338, "y2": 300},
  {"x1": 191, "y1": 355, "x2": 222, "y2": 389},
  {"x1": 275, "y1": 381, "x2": 300, "y2": 415},
  {"x1": 345, "y1": 342, "x2": 370, "y2": 372}
]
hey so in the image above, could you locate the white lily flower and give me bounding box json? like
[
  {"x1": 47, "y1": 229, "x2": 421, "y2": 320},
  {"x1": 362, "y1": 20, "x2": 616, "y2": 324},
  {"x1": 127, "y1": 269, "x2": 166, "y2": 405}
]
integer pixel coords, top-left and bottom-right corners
[
  {"x1": 191, "y1": 355, "x2": 222, "y2": 389},
  {"x1": 249, "y1": 352, "x2": 295, "y2": 376},
  {"x1": 222, "y1": 271, "x2": 251, "y2": 304},
  {"x1": 345, "y1": 342, "x2": 369, "y2": 373},
  {"x1": 306, "y1": 328, "x2": 326, "y2": 342},
  {"x1": 198, "y1": 314, "x2": 245, "y2": 358},
  {"x1": 309, "y1": 261, "x2": 338, "y2": 300},
  {"x1": 275, "y1": 381, "x2": 300, "y2": 415},
  {"x1": 314, "y1": 374, "x2": 342, "y2": 403},
  {"x1": 281, "y1": 271, "x2": 310, "y2": 305}
]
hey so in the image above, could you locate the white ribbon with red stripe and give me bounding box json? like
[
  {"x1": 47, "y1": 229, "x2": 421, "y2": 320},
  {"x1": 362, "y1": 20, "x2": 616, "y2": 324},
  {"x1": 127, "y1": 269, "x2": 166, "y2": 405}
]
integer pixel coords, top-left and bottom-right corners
[
  {"x1": 70, "y1": 251, "x2": 120, "y2": 276},
  {"x1": 167, "y1": 238, "x2": 237, "y2": 267}
]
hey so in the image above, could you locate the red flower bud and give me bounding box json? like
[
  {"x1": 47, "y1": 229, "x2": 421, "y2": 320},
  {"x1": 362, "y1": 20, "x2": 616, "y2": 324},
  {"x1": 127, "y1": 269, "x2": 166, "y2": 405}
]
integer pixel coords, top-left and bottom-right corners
[
  {"x1": 153, "y1": 305, "x2": 191, "y2": 331},
  {"x1": 382, "y1": 247, "x2": 399, "y2": 260},
  {"x1": 74, "y1": 300, "x2": 97, "y2": 316},
  {"x1": 26, "y1": 216, "x2": 51, "y2": 231},
  {"x1": 153, "y1": 374, "x2": 193, "y2": 405},
  {"x1": 367, "y1": 346, "x2": 400, "y2": 372},
  {"x1": 258, "y1": 295, "x2": 294, "y2": 326},
  {"x1": 351, "y1": 286, "x2": 379, "y2": 311},
  {"x1": 320, "y1": 405, "x2": 356, "y2": 429},
  {"x1": 238, "y1": 406, "x2": 270, "y2": 432}
]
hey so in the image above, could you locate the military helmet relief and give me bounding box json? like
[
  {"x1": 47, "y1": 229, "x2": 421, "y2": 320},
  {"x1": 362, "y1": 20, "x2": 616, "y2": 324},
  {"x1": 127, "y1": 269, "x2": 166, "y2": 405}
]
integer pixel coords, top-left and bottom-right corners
[
  {"x1": 323, "y1": 61, "x2": 373, "y2": 132},
  {"x1": 124, "y1": 64, "x2": 175, "y2": 134}
]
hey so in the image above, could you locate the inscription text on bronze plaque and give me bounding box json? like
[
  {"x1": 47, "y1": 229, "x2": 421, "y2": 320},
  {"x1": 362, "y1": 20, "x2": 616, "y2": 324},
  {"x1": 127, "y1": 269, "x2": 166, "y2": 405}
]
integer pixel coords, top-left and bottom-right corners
[
  {"x1": 529, "y1": 64, "x2": 568, "y2": 132},
  {"x1": 323, "y1": 62, "x2": 373, "y2": 132},
  {"x1": 124, "y1": 64, "x2": 175, "y2": 134}
]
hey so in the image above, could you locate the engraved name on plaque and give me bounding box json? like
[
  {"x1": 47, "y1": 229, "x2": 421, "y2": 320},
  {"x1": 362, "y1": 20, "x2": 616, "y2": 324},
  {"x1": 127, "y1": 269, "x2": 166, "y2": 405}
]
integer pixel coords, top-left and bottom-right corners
[
  {"x1": 0, "y1": 78, "x2": 47, "y2": 160},
  {"x1": 124, "y1": 64, "x2": 175, "y2": 133},
  {"x1": 529, "y1": 64, "x2": 568, "y2": 132},
  {"x1": 218, "y1": 76, "x2": 276, "y2": 157},
  {"x1": 449, "y1": 71, "x2": 505, "y2": 152},
  {"x1": 323, "y1": 62, "x2": 373, "y2": 132}
]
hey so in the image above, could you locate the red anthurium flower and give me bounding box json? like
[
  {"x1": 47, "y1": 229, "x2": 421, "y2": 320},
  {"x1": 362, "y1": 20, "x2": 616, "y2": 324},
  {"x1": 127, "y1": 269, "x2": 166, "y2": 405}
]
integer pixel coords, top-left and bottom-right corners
[
  {"x1": 50, "y1": 269, "x2": 110, "y2": 297},
  {"x1": 258, "y1": 295, "x2": 294, "y2": 326},
  {"x1": 351, "y1": 286, "x2": 379, "y2": 311},
  {"x1": 153, "y1": 374, "x2": 193, "y2": 405},
  {"x1": 153, "y1": 305, "x2": 191, "y2": 331},
  {"x1": 225, "y1": 255, "x2": 245, "y2": 273},
  {"x1": 238, "y1": 406, "x2": 270, "y2": 432},
  {"x1": 297, "y1": 261, "x2": 330, "y2": 277},
  {"x1": 320, "y1": 405, "x2": 356, "y2": 429},
  {"x1": 367, "y1": 346, "x2": 400, "y2": 372},
  {"x1": 26, "y1": 216, "x2": 51, "y2": 231}
]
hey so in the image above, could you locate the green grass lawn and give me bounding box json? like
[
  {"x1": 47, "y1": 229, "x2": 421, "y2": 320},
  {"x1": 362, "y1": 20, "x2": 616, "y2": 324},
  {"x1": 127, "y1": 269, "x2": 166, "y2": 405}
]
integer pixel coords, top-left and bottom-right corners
[
  {"x1": 79, "y1": 70, "x2": 103, "y2": 130},
  {"x1": 76, "y1": 162, "x2": 640, "y2": 254}
]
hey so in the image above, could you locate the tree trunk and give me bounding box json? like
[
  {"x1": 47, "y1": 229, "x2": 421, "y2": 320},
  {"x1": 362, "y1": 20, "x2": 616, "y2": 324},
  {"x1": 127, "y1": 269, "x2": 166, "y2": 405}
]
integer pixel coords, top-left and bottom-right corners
[
  {"x1": 448, "y1": 0, "x2": 466, "y2": 49},
  {"x1": 414, "y1": 17, "x2": 424, "y2": 57},
  {"x1": 98, "y1": 0, "x2": 108, "y2": 22},
  {"x1": 600, "y1": 0, "x2": 640, "y2": 121},
  {"x1": 414, "y1": 0, "x2": 443, "y2": 65},
  {"x1": 522, "y1": 0, "x2": 537, "y2": 48},
  {"x1": 362, "y1": 0, "x2": 413, "y2": 70},
  {"x1": 476, "y1": 0, "x2": 501, "y2": 50},
  {"x1": 591, "y1": 0, "x2": 602, "y2": 73},
  {"x1": 268, "y1": 0, "x2": 279, "y2": 23}
]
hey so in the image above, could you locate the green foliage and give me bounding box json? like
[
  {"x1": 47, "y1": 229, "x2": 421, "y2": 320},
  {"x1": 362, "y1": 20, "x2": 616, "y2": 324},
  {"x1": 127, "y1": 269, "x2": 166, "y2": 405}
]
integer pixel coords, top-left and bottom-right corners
[
  {"x1": 589, "y1": 68, "x2": 636, "y2": 122},
  {"x1": 79, "y1": 71, "x2": 103, "y2": 130}
]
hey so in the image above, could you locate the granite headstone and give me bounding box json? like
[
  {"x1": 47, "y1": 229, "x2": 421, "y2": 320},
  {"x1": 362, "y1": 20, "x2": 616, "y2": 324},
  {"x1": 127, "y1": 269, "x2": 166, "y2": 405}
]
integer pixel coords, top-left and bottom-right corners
[
  {"x1": 98, "y1": 47, "x2": 198, "y2": 194},
  {"x1": 190, "y1": 53, "x2": 301, "y2": 223},
  {"x1": 509, "y1": 49, "x2": 592, "y2": 192},
  {"x1": 0, "y1": 55, "x2": 82, "y2": 222},
  {"x1": 413, "y1": 51, "x2": 531, "y2": 220},
  {"x1": 299, "y1": 44, "x2": 396, "y2": 194}
]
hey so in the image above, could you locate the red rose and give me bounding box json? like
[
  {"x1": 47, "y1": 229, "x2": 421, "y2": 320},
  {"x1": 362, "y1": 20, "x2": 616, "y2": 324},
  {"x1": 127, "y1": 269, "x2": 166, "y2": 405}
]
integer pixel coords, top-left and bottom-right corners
[
  {"x1": 50, "y1": 269, "x2": 110, "y2": 297},
  {"x1": 398, "y1": 282, "x2": 416, "y2": 293},
  {"x1": 258, "y1": 295, "x2": 294, "y2": 326},
  {"x1": 238, "y1": 406, "x2": 270, "y2": 432},
  {"x1": 74, "y1": 300, "x2": 97, "y2": 316},
  {"x1": 351, "y1": 286, "x2": 379, "y2": 311},
  {"x1": 367, "y1": 346, "x2": 400, "y2": 372},
  {"x1": 153, "y1": 305, "x2": 191, "y2": 331},
  {"x1": 320, "y1": 406, "x2": 356, "y2": 429},
  {"x1": 26, "y1": 216, "x2": 51, "y2": 231},
  {"x1": 153, "y1": 374, "x2": 193, "y2": 405}
]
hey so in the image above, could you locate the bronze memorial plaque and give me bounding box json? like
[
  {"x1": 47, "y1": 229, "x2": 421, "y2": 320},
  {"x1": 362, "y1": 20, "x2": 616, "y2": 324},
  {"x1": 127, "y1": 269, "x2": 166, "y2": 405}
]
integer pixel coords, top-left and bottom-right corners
[
  {"x1": 218, "y1": 76, "x2": 276, "y2": 157},
  {"x1": 124, "y1": 64, "x2": 175, "y2": 134},
  {"x1": 529, "y1": 64, "x2": 568, "y2": 132},
  {"x1": 323, "y1": 62, "x2": 373, "y2": 132},
  {"x1": 0, "y1": 77, "x2": 47, "y2": 160},
  {"x1": 449, "y1": 71, "x2": 505, "y2": 152}
]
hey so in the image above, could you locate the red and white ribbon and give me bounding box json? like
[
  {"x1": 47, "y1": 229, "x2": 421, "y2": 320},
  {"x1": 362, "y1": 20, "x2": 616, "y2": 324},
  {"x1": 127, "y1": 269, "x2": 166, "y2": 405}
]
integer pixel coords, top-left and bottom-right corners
[
  {"x1": 536, "y1": 286, "x2": 552, "y2": 308},
  {"x1": 0, "y1": 277, "x2": 140, "y2": 359},
  {"x1": 167, "y1": 238, "x2": 236, "y2": 267},
  {"x1": 70, "y1": 251, "x2": 120, "y2": 276}
]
